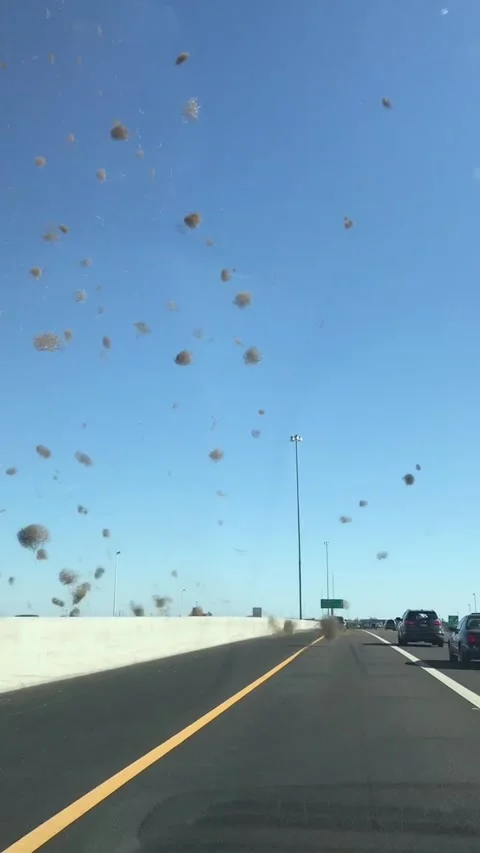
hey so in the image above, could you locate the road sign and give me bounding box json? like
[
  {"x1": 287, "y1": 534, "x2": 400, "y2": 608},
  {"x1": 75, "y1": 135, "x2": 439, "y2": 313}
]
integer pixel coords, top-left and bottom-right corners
[
  {"x1": 448, "y1": 614, "x2": 458, "y2": 628},
  {"x1": 321, "y1": 598, "x2": 344, "y2": 609}
]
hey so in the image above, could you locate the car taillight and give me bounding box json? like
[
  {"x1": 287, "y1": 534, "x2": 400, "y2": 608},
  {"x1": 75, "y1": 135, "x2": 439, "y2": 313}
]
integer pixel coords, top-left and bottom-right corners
[
  {"x1": 467, "y1": 633, "x2": 478, "y2": 645},
  {"x1": 405, "y1": 620, "x2": 415, "y2": 626},
  {"x1": 431, "y1": 620, "x2": 441, "y2": 626}
]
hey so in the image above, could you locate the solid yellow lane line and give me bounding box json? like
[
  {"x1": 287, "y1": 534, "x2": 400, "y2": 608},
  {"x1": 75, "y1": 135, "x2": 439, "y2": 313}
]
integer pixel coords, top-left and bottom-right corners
[{"x1": 3, "y1": 633, "x2": 324, "y2": 853}]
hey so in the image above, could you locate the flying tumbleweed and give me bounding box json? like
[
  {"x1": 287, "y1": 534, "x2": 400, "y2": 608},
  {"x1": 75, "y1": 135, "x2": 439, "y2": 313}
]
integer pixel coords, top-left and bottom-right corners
[
  {"x1": 244, "y1": 346, "x2": 261, "y2": 365},
  {"x1": 175, "y1": 350, "x2": 193, "y2": 366},
  {"x1": 33, "y1": 333, "x2": 63, "y2": 352},
  {"x1": 153, "y1": 595, "x2": 172, "y2": 613},
  {"x1": 110, "y1": 122, "x2": 129, "y2": 141},
  {"x1": 233, "y1": 292, "x2": 252, "y2": 309},
  {"x1": 75, "y1": 451, "x2": 93, "y2": 467},
  {"x1": 184, "y1": 212, "x2": 201, "y2": 229},
  {"x1": 183, "y1": 97, "x2": 200, "y2": 120},
  {"x1": 36, "y1": 445, "x2": 51, "y2": 459},
  {"x1": 17, "y1": 524, "x2": 50, "y2": 551},
  {"x1": 59, "y1": 569, "x2": 78, "y2": 586},
  {"x1": 72, "y1": 582, "x2": 91, "y2": 605}
]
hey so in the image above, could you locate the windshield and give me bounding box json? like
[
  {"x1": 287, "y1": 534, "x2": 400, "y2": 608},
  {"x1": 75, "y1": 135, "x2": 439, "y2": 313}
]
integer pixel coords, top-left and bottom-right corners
[{"x1": 2, "y1": 2, "x2": 480, "y2": 852}]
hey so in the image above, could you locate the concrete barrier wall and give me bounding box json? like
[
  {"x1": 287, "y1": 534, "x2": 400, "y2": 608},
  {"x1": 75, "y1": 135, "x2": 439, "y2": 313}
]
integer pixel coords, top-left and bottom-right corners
[{"x1": 0, "y1": 616, "x2": 316, "y2": 694}]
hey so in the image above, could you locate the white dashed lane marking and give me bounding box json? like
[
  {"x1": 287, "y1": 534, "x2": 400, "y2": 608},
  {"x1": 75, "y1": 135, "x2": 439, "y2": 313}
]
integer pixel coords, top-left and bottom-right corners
[{"x1": 363, "y1": 630, "x2": 480, "y2": 711}]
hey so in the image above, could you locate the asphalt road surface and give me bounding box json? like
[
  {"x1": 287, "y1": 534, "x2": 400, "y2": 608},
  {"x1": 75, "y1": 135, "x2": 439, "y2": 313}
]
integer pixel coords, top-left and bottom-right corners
[{"x1": 3, "y1": 627, "x2": 480, "y2": 852}]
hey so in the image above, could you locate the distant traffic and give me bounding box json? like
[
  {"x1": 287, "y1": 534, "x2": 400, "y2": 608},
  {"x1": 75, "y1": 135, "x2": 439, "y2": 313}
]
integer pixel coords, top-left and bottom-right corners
[{"x1": 347, "y1": 609, "x2": 480, "y2": 668}]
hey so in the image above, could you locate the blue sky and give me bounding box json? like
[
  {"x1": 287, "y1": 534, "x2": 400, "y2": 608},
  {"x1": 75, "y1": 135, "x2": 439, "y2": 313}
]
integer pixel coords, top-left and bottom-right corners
[{"x1": 1, "y1": 0, "x2": 480, "y2": 619}]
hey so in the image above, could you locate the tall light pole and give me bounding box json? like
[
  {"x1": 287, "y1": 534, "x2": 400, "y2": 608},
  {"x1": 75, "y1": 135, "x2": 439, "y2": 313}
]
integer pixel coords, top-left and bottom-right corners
[
  {"x1": 324, "y1": 541, "x2": 330, "y2": 615},
  {"x1": 290, "y1": 434, "x2": 303, "y2": 620},
  {"x1": 113, "y1": 550, "x2": 121, "y2": 616},
  {"x1": 474, "y1": 593, "x2": 477, "y2": 612}
]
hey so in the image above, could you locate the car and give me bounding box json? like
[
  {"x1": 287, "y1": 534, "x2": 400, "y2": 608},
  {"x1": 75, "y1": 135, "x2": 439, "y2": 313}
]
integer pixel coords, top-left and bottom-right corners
[
  {"x1": 397, "y1": 609, "x2": 444, "y2": 647},
  {"x1": 384, "y1": 619, "x2": 396, "y2": 630},
  {"x1": 448, "y1": 613, "x2": 480, "y2": 667},
  {"x1": 336, "y1": 615, "x2": 346, "y2": 630}
]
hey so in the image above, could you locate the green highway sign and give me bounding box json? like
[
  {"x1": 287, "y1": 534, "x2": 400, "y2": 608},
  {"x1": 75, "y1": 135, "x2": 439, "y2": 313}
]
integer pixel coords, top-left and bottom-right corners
[
  {"x1": 448, "y1": 614, "x2": 458, "y2": 628},
  {"x1": 321, "y1": 598, "x2": 344, "y2": 609}
]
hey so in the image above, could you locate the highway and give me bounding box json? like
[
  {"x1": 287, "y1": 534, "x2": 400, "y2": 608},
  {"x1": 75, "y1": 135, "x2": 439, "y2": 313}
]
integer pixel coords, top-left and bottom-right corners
[{"x1": 2, "y1": 627, "x2": 480, "y2": 852}]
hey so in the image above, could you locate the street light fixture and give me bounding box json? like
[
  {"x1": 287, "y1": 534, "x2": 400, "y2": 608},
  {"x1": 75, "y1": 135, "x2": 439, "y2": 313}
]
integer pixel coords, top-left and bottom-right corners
[
  {"x1": 113, "y1": 550, "x2": 121, "y2": 616},
  {"x1": 290, "y1": 434, "x2": 303, "y2": 620}
]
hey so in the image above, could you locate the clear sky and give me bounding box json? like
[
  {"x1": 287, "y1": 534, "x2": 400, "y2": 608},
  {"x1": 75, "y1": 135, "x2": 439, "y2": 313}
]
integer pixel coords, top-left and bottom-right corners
[{"x1": 1, "y1": 0, "x2": 480, "y2": 620}]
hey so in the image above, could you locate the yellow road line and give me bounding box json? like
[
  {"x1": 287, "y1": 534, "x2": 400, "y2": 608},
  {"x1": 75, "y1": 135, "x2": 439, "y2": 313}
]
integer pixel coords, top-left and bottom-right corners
[{"x1": 3, "y1": 633, "x2": 324, "y2": 853}]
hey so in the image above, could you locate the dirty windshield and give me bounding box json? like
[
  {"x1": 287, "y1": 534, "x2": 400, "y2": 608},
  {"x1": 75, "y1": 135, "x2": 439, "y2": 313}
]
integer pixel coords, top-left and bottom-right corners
[{"x1": 2, "y1": 2, "x2": 480, "y2": 852}]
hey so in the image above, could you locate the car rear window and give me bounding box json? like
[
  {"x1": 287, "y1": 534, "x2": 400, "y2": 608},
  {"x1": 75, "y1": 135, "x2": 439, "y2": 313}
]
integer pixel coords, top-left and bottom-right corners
[
  {"x1": 467, "y1": 617, "x2": 480, "y2": 629},
  {"x1": 407, "y1": 611, "x2": 437, "y2": 620}
]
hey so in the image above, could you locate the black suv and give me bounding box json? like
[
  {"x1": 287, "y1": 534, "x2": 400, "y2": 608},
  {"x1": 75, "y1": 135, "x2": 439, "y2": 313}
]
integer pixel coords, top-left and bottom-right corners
[{"x1": 397, "y1": 609, "x2": 444, "y2": 647}]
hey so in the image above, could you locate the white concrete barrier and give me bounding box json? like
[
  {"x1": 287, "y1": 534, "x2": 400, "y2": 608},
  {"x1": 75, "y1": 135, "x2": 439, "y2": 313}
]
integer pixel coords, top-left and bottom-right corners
[{"x1": 0, "y1": 616, "x2": 317, "y2": 694}]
